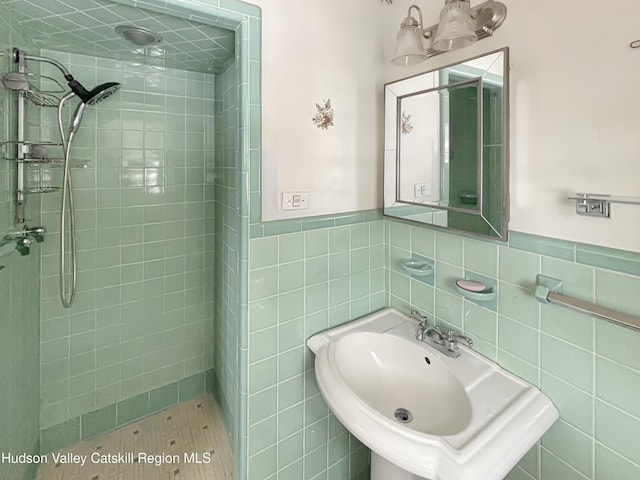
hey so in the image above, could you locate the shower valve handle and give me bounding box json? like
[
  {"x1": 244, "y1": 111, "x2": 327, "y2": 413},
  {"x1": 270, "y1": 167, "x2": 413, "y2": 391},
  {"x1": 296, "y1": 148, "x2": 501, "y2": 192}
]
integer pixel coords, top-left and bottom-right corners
[
  {"x1": 15, "y1": 237, "x2": 31, "y2": 256},
  {"x1": 24, "y1": 225, "x2": 46, "y2": 243}
]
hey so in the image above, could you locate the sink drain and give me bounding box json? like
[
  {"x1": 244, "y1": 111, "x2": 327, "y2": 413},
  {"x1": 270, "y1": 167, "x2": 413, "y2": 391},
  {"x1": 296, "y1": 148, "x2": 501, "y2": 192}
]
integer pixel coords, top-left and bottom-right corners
[{"x1": 394, "y1": 408, "x2": 413, "y2": 423}]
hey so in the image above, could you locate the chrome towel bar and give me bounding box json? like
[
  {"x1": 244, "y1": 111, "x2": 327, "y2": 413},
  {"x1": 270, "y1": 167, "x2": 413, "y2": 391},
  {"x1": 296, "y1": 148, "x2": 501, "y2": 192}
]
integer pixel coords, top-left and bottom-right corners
[
  {"x1": 567, "y1": 193, "x2": 640, "y2": 218},
  {"x1": 535, "y1": 275, "x2": 640, "y2": 332}
]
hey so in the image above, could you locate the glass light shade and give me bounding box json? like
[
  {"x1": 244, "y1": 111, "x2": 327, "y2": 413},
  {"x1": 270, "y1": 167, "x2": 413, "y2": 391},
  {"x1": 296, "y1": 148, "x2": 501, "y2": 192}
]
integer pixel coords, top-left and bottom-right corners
[
  {"x1": 432, "y1": 0, "x2": 477, "y2": 51},
  {"x1": 391, "y1": 20, "x2": 427, "y2": 66}
]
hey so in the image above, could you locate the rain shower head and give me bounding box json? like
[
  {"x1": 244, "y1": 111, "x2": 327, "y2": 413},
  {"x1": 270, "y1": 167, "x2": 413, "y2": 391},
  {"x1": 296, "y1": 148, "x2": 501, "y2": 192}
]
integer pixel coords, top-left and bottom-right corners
[{"x1": 115, "y1": 25, "x2": 162, "y2": 46}]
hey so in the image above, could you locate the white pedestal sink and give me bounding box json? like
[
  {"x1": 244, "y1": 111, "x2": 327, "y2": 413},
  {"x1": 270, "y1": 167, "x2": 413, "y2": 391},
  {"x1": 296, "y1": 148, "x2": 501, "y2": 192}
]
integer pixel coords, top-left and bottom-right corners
[{"x1": 307, "y1": 308, "x2": 558, "y2": 480}]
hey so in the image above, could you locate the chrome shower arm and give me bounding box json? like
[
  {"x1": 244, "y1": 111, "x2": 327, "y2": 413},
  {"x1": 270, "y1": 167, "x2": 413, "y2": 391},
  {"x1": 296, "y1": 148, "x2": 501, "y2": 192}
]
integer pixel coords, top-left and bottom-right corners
[{"x1": 13, "y1": 48, "x2": 71, "y2": 78}]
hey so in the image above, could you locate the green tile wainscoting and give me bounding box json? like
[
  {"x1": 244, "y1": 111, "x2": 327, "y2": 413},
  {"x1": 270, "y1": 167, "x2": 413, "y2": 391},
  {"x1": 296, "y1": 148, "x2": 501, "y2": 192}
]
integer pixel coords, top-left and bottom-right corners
[
  {"x1": 385, "y1": 219, "x2": 640, "y2": 480},
  {"x1": 247, "y1": 209, "x2": 640, "y2": 480},
  {"x1": 38, "y1": 369, "x2": 214, "y2": 454},
  {"x1": 247, "y1": 215, "x2": 386, "y2": 480}
]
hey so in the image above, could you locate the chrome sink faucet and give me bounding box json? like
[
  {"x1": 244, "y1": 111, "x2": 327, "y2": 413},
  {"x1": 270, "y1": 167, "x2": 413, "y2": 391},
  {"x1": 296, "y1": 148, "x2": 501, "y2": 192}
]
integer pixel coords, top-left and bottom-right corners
[{"x1": 409, "y1": 308, "x2": 473, "y2": 358}]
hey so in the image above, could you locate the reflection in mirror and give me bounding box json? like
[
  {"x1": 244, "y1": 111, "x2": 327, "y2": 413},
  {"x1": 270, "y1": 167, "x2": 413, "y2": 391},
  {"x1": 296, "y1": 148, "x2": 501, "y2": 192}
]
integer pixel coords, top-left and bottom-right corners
[{"x1": 385, "y1": 48, "x2": 509, "y2": 240}]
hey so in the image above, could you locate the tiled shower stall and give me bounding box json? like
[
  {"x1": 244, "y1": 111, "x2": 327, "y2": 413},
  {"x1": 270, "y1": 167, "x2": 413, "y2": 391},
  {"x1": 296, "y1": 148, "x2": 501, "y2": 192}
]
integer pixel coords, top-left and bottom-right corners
[
  {"x1": 0, "y1": 0, "x2": 259, "y2": 479},
  {"x1": 36, "y1": 49, "x2": 219, "y2": 439}
]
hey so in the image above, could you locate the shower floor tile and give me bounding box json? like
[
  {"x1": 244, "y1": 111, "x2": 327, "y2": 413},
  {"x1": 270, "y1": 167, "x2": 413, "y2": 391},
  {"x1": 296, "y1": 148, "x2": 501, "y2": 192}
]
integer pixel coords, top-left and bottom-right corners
[{"x1": 37, "y1": 394, "x2": 233, "y2": 480}]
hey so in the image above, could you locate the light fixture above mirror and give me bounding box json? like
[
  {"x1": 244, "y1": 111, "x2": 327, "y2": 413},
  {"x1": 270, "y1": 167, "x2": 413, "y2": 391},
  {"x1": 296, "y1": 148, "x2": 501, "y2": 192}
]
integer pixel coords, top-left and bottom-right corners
[{"x1": 391, "y1": 0, "x2": 507, "y2": 66}]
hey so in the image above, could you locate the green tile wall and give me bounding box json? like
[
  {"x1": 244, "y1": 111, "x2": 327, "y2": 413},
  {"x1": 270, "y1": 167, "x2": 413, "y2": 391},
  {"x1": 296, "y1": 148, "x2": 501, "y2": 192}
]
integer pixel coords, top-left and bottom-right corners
[
  {"x1": 214, "y1": 56, "x2": 241, "y2": 449},
  {"x1": 246, "y1": 219, "x2": 386, "y2": 479},
  {"x1": 38, "y1": 369, "x2": 212, "y2": 453},
  {"x1": 36, "y1": 50, "x2": 216, "y2": 431},
  {"x1": 235, "y1": 9, "x2": 260, "y2": 480},
  {"x1": 386, "y1": 219, "x2": 640, "y2": 480},
  {"x1": 0, "y1": 5, "x2": 42, "y2": 480},
  {"x1": 0, "y1": 255, "x2": 41, "y2": 480}
]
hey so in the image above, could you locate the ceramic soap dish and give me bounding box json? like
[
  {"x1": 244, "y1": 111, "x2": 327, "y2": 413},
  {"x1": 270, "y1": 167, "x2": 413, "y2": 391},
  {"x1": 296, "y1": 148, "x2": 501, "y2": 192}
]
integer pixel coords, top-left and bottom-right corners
[
  {"x1": 455, "y1": 279, "x2": 496, "y2": 302},
  {"x1": 400, "y1": 259, "x2": 434, "y2": 277}
]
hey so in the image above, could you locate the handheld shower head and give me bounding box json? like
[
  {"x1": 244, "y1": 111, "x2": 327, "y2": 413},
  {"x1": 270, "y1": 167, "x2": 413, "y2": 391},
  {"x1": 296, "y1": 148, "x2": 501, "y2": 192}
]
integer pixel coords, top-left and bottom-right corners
[
  {"x1": 66, "y1": 78, "x2": 121, "y2": 105},
  {"x1": 69, "y1": 101, "x2": 87, "y2": 141},
  {"x1": 62, "y1": 82, "x2": 121, "y2": 143},
  {"x1": 85, "y1": 82, "x2": 121, "y2": 105}
]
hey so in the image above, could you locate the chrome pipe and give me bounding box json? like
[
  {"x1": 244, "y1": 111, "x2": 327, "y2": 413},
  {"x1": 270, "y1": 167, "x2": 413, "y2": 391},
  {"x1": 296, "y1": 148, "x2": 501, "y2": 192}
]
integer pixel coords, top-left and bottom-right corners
[
  {"x1": 15, "y1": 58, "x2": 25, "y2": 225},
  {"x1": 14, "y1": 48, "x2": 71, "y2": 77}
]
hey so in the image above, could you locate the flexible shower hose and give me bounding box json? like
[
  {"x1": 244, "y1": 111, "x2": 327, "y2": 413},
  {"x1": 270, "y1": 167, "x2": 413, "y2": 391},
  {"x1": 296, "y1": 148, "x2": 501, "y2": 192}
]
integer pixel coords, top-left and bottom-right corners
[{"x1": 57, "y1": 93, "x2": 77, "y2": 308}]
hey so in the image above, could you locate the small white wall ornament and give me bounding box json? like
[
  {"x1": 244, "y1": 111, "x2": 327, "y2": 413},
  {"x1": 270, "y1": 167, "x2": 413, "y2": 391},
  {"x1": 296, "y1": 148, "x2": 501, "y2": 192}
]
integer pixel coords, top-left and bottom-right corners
[{"x1": 313, "y1": 99, "x2": 334, "y2": 130}]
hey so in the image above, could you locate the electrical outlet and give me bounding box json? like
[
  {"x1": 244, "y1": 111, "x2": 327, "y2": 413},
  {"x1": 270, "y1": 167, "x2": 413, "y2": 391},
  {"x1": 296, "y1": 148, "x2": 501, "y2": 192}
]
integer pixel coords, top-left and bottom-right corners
[
  {"x1": 282, "y1": 192, "x2": 310, "y2": 210},
  {"x1": 414, "y1": 183, "x2": 432, "y2": 197}
]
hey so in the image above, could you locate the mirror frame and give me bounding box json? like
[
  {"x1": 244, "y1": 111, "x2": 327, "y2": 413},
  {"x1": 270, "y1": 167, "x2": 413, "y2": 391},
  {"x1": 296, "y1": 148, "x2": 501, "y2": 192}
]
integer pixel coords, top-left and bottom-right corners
[{"x1": 384, "y1": 47, "x2": 510, "y2": 241}]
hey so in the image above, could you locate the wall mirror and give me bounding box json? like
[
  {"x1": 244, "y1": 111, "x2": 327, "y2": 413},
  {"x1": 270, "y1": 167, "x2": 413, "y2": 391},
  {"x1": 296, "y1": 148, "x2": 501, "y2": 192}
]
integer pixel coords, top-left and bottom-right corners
[{"x1": 384, "y1": 47, "x2": 509, "y2": 240}]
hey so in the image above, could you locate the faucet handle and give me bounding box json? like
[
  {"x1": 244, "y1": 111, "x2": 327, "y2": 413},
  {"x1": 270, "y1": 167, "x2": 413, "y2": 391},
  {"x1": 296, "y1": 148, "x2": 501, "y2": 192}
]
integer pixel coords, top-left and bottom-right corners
[
  {"x1": 409, "y1": 308, "x2": 429, "y2": 327},
  {"x1": 446, "y1": 330, "x2": 473, "y2": 348},
  {"x1": 24, "y1": 225, "x2": 46, "y2": 243},
  {"x1": 15, "y1": 237, "x2": 31, "y2": 256}
]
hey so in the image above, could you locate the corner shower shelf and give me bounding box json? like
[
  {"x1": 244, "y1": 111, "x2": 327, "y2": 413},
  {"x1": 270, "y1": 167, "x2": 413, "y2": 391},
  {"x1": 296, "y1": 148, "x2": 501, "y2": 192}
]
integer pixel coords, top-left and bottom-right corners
[
  {"x1": 25, "y1": 186, "x2": 61, "y2": 194},
  {"x1": 2, "y1": 140, "x2": 59, "y2": 159},
  {"x1": 3, "y1": 141, "x2": 89, "y2": 193},
  {"x1": 21, "y1": 159, "x2": 89, "y2": 168},
  {"x1": 2, "y1": 141, "x2": 89, "y2": 168},
  {"x1": 2, "y1": 70, "x2": 64, "y2": 107}
]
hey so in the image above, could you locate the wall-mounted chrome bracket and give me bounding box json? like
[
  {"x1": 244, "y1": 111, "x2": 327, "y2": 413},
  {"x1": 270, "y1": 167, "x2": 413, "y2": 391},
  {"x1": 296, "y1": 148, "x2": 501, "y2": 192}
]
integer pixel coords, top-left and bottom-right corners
[{"x1": 568, "y1": 193, "x2": 640, "y2": 218}]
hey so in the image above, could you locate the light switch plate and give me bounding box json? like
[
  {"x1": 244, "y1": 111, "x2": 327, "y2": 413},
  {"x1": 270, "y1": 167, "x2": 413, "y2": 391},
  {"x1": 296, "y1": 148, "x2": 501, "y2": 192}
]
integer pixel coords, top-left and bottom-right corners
[{"x1": 282, "y1": 192, "x2": 310, "y2": 210}]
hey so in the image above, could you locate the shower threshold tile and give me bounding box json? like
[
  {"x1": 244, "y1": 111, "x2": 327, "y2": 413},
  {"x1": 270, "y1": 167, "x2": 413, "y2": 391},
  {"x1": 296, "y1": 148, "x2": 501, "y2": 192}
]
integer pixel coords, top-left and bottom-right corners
[{"x1": 36, "y1": 393, "x2": 232, "y2": 480}]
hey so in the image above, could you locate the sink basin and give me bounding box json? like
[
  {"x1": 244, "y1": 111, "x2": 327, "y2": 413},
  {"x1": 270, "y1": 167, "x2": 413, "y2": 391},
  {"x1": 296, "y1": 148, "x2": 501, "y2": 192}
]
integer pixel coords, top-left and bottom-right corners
[
  {"x1": 307, "y1": 308, "x2": 558, "y2": 480},
  {"x1": 335, "y1": 331, "x2": 472, "y2": 436}
]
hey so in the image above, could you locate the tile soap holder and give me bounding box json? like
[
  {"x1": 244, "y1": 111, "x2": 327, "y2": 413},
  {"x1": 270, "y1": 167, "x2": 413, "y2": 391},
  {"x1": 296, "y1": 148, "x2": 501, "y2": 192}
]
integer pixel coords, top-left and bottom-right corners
[
  {"x1": 400, "y1": 259, "x2": 434, "y2": 277},
  {"x1": 455, "y1": 279, "x2": 496, "y2": 302}
]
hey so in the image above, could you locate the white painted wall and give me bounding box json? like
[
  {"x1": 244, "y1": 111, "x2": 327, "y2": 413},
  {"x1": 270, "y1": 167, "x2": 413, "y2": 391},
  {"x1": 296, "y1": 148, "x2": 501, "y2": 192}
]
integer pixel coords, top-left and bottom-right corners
[
  {"x1": 255, "y1": 0, "x2": 385, "y2": 221},
  {"x1": 257, "y1": 0, "x2": 640, "y2": 252},
  {"x1": 380, "y1": 0, "x2": 640, "y2": 252}
]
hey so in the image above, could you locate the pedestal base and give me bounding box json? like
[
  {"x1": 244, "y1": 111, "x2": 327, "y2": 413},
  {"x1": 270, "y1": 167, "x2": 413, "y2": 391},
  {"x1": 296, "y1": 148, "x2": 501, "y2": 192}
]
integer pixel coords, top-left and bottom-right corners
[{"x1": 370, "y1": 451, "x2": 431, "y2": 480}]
